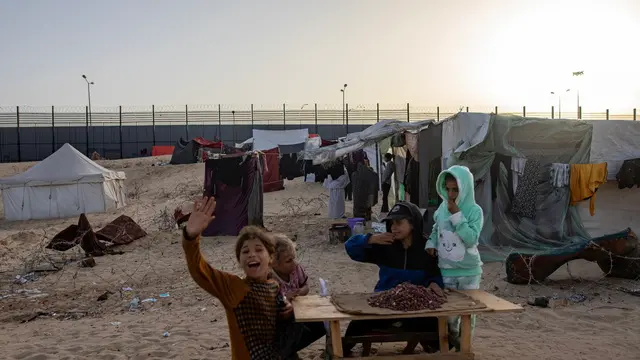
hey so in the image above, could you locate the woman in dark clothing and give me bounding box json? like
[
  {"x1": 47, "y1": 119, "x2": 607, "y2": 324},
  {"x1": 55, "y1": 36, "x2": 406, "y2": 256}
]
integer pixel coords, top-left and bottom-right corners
[{"x1": 343, "y1": 201, "x2": 443, "y2": 356}]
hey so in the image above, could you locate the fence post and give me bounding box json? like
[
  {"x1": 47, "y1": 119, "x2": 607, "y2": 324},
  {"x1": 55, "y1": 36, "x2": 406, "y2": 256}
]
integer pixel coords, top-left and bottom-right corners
[
  {"x1": 436, "y1": 106, "x2": 439, "y2": 121},
  {"x1": 185, "y1": 104, "x2": 189, "y2": 139},
  {"x1": 376, "y1": 103, "x2": 380, "y2": 123},
  {"x1": 523, "y1": 106, "x2": 526, "y2": 117},
  {"x1": 251, "y1": 104, "x2": 254, "y2": 128},
  {"x1": 51, "y1": 105, "x2": 55, "y2": 154},
  {"x1": 118, "y1": 106, "x2": 123, "y2": 159},
  {"x1": 85, "y1": 106, "x2": 90, "y2": 156},
  {"x1": 406, "y1": 103, "x2": 410, "y2": 122},
  {"x1": 217, "y1": 104, "x2": 222, "y2": 141},
  {"x1": 152, "y1": 105, "x2": 156, "y2": 146},
  {"x1": 495, "y1": 106, "x2": 498, "y2": 114},
  {"x1": 314, "y1": 103, "x2": 318, "y2": 134},
  {"x1": 551, "y1": 106, "x2": 555, "y2": 119},
  {"x1": 345, "y1": 103, "x2": 349, "y2": 136},
  {"x1": 232, "y1": 110, "x2": 236, "y2": 143},
  {"x1": 634, "y1": 108, "x2": 637, "y2": 121},
  {"x1": 283, "y1": 103, "x2": 286, "y2": 130},
  {"x1": 16, "y1": 106, "x2": 21, "y2": 162},
  {"x1": 606, "y1": 109, "x2": 609, "y2": 120}
]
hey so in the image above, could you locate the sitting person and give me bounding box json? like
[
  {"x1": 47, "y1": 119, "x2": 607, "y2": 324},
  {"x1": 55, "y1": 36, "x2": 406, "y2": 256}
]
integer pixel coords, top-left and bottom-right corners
[
  {"x1": 182, "y1": 196, "x2": 295, "y2": 359},
  {"x1": 343, "y1": 201, "x2": 444, "y2": 356},
  {"x1": 271, "y1": 234, "x2": 326, "y2": 357}
]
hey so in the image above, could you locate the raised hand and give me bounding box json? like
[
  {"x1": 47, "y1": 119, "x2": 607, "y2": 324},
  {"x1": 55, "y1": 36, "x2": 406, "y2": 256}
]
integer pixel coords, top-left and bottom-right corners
[
  {"x1": 369, "y1": 232, "x2": 395, "y2": 245},
  {"x1": 447, "y1": 199, "x2": 460, "y2": 214},
  {"x1": 185, "y1": 196, "x2": 216, "y2": 239}
]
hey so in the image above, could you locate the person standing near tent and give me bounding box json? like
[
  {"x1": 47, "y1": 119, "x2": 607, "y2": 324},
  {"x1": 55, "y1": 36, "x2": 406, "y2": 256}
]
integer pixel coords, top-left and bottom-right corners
[
  {"x1": 324, "y1": 164, "x2": 351, "y2": 219},
  {"x1": 425, "y1": 165, "x2": 484, "y2": 351},
  {"x1": 381, "y1": 153, "x2": 395, "y2": 212},
  {"x1": 352, "y1": 162, "x2": 379, "y2": 221}
]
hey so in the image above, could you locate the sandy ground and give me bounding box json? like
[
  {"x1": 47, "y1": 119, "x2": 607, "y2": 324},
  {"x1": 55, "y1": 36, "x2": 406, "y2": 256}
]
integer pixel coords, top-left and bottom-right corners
[{"x1": 0, "y1": 156, "x2": 639, "y2": 360}]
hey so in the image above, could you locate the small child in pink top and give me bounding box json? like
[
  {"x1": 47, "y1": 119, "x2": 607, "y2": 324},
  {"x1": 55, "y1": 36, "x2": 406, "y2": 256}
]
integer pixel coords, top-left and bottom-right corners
[
  {"x1": 271, "y1": 234, "x2": 310, "y2": 299},
  {"x1": 271, "y1": 234, "x2": 325, "y2": 358}
]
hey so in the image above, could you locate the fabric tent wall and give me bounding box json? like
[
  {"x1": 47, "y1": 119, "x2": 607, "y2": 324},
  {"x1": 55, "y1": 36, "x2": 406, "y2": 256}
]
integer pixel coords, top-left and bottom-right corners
[
  {"x1": 440, "y1": 114, "x2": 594, "y2": 260},
  {"x1": 263, "y1": 148, "x2": 284, "y2": 193},
  {"x1": 589, "y1": 120, "x2": 640, "y2": 180},
  {"x1": 170, "y1": 138, "x2": 197, "y2": 164},
  {"x1": 203, "y1": 155, "x2": 263, "y2": 236},
  {"x1": 576, "y1": 181, "x2": 640, "y2": 238}
]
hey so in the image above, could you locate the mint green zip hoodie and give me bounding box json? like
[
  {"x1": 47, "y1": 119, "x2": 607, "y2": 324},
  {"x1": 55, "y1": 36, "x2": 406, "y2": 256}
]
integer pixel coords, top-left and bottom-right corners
[{"x1": 425, "y1": 165, "x2": 483, "y2": 277}]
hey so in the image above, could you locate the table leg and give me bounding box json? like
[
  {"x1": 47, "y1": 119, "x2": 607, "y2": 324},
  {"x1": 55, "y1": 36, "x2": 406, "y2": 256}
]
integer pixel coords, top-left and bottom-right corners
[
  {"x1": 329, "y1": 320, "x2": 343, "y2": 358},
  {"x1": 438, "y1": 316, "x2": 449, "y2": 353},
  {"x1": 460, "y1": 314, "x2": 472, "y2": 353}
]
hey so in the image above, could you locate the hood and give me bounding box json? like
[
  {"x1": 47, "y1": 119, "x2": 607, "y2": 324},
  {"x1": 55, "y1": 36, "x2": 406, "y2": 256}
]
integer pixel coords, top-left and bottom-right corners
[
  {"x1": 436, "y1": 165, "x2": 477, "y2": 209},
  {"x1": 385, "y1": 201, "x2": 426, "y2": 248}
]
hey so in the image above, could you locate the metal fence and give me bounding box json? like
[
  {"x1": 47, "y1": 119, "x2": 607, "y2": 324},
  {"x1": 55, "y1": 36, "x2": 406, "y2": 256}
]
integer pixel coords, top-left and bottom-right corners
[{"x1": 0, "y1": 103, "x2": 637, "y2": 163}]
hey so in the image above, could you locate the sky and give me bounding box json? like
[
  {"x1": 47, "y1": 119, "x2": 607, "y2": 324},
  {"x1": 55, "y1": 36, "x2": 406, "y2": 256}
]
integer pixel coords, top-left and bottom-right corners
[{"x1": 1, "y1": 0, "x2": 639, "y2": 112}]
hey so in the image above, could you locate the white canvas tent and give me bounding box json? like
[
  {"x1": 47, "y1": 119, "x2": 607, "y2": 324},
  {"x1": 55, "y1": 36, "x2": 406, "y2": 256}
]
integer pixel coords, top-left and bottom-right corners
[{"x1": 0, "y1": 143, "x2": 127, "y2": 221}]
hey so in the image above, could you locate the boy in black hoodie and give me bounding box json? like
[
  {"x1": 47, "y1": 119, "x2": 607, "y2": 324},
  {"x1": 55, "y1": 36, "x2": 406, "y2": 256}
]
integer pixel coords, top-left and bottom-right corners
[{"x1": 343, "y1": 202, "x2": 444, "y2": 355}]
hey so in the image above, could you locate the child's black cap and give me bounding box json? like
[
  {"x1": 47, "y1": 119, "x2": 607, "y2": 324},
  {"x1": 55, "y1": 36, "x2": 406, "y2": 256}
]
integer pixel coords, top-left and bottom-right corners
[{"x1": 381, "y1": 203, "x2": 413, "y2": 222}]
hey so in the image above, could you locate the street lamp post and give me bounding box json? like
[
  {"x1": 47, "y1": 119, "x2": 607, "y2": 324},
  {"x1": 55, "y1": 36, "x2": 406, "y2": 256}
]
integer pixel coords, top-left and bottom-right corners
[
  {"x1": 340, "y1": 84, "x2": 347, "y2": 125},
  {"x1": 573, "y1": 71, "x2": 584, "y2": 119},
  {"x1": 82, "y1": 75, "x2": 94, "y2": 126},
  {"x1": 551, "y1": 89, "x2": 571, "y2": 119}
]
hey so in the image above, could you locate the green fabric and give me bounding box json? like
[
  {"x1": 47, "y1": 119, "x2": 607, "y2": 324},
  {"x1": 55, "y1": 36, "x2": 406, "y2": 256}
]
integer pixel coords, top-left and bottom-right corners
[
  {"x1": 443, "y1": 114, "x2": 594, "y2": 262},
  {"x1": 426, "y1": 166, "x2": 483, "y2": 277},
  {"x1": 398, "y1": 184, "x2": 405, "y2": 201}
]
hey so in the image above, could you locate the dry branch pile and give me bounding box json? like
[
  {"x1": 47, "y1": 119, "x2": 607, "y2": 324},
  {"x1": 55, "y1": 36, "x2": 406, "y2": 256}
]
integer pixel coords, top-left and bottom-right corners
[{"x1": 368, "y1": 282, "x2": 447, "y2": 311}]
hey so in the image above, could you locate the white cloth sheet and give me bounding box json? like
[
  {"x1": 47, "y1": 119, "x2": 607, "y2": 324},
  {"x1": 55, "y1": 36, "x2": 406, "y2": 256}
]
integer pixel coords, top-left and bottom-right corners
[
  {"x1": 323, "y1": 173, "x2": 350, "y2": 219},
  {"x1": 510, "y1": 157, "x2": 527, "y2": 193},
  {"x1": 550, "y1": 163, "x2": 570, "y2": 187},
  {"x1": 252, "y1": 129, "x2": 309, "y2": 151}
]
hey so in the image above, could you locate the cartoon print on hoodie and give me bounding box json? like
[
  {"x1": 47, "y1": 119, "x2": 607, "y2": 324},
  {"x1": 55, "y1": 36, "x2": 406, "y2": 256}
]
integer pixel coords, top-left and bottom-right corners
[{"x1": 426, "y1": 165, "x2": 484, "y2": 277}]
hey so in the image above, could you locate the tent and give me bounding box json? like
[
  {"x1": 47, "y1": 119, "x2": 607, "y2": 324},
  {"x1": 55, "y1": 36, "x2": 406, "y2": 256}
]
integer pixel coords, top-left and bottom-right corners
[
  {"x1": 263, "y1": 147, "x2": 284, "y2": 192},
  {"x1": 304, "y1": 119, "x2": 433, "y2": 165},
  {"x1": 202, "y1": 152, "x2": 264, "y2": 236},
  {"x1": 151, "y1": 145, "x2": 175, "y2": 156},
  {"x1": 416, "y1": 112, "x2": 640, "y2": 261},
  {"x1": 170, "y1": 137, "x2": 225, "y2": 165},
  {"x1": 0, "y1": 143, "x2": 127, "y2": 221}
]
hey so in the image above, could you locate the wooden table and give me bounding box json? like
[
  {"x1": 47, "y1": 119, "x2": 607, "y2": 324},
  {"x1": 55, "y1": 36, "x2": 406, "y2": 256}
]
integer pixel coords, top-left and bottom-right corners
[{"x1": 292, "y1": 290, "x2": 523, "y2": 359}]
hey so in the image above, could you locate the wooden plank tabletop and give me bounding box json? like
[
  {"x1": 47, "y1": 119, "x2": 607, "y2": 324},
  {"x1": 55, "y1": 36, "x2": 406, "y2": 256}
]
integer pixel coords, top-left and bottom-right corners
[{"x1": 292, "y1": 290, "x2": 523, "y2": 322}]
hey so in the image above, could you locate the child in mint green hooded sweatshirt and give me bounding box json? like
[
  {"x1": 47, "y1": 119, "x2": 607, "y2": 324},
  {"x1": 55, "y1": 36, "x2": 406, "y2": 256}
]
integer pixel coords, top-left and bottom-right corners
[{"x1": 425, "y1": 165, "x2": 483, "y2": 349}]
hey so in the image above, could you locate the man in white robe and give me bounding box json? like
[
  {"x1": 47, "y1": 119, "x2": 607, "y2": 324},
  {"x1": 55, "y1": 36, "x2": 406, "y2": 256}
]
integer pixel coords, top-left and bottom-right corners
[{"x1": 323, "y1": 170, "x2": 350, "y2": 219}]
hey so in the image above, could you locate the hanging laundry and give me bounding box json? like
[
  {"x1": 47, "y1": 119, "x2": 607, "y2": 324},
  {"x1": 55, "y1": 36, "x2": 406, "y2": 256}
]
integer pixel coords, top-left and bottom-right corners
[
  {"x1": 510, "y1": 159, "x2": 541, "y2": 219},
  {"x1": 511, "y1": 157, "x2": 527, "y2": 193},
  {"x1": 550, "y1": 163, "x2": 570, "y2": 188},
  {"x1": 491, "y1": 155, "x2": 512, "y2": 200},
  {"x1": 404, "y1": 133, "x2": 419, "y2": 162},
  {"x1": 569, "y1": 163, "x2": 608, "y2": 216},
  {"x1": 616, "y1": 158, "x2": 640, "y2": 189}
]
